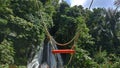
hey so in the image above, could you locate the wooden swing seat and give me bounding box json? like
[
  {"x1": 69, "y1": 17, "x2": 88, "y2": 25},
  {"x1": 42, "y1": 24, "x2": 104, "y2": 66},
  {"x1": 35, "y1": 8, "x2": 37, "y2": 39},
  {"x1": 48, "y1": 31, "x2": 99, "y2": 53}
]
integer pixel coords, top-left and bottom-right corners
[{"x1": 52, "y1": 49, "x2": 75, "y2": 54}]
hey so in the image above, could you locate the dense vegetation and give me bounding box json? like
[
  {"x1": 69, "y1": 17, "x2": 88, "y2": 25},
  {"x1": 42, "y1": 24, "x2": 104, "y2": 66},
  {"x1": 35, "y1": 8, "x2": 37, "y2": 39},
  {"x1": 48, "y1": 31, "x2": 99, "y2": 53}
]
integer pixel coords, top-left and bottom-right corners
[{"x1": 0, "y1": 0, "x2": 120, "y2": 68}]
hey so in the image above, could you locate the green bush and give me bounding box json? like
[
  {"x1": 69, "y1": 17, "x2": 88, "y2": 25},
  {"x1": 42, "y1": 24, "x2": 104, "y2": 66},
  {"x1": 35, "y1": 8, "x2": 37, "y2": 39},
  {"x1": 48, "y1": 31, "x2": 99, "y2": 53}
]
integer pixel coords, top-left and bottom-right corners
[
  {"x1": 0, "y1": 64, "x2": 9, "y2": 68},
  {"x1": 0, "y1": 39, "x2": 14, "y2": 64},
  {"x1": 67, "y1": 47, "x2": 97, "y2": 68}
]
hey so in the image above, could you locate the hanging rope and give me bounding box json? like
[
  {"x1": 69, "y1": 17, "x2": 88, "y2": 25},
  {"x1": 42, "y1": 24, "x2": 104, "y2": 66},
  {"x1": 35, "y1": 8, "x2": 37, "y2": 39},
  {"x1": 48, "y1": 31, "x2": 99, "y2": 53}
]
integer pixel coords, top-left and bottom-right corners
[
  {"x1": 66, "y1": 34, "x2": 79, "y2": 66},
  {"x1": 52, "y1": 32, "x2": 80, "y2": 46},
  {"x1": 66, "y1": 54, "x2": 74, "y2": 66}
]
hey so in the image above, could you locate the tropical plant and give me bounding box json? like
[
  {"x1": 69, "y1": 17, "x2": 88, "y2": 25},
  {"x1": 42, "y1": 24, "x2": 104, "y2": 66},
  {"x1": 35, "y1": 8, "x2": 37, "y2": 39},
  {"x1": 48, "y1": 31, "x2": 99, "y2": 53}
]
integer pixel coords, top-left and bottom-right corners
[{"x1": 0, "y1": 39, "x2": 14, "y2": 64}]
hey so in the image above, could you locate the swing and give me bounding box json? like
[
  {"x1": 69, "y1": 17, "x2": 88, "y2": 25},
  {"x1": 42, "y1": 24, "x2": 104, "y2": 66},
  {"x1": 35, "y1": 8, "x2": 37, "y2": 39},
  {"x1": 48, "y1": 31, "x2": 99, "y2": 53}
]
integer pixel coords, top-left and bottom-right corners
[
  {"x1": 51, "y1": 39, "x2": 76, "y2": 54},
  {"x1": 52, "y1": 49, "x2": 75, "y2": 54},
  {"x1": 50, "y1": 36, "x2": 77, "y2": 54}
]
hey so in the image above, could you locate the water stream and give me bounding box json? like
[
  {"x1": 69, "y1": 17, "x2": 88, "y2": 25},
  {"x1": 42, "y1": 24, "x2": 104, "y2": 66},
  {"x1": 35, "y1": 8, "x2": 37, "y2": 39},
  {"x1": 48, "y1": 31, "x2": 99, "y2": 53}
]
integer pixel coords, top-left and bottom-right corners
[{"x1": 27, "y1": 38, "x2": 63, "y2": 68}]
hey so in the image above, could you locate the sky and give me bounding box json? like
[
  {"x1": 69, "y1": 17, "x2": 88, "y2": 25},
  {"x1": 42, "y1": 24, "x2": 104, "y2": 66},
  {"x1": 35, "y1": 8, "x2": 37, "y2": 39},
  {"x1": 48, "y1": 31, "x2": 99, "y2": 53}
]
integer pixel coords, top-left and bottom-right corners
[{"x1": 64, "y1": 0, "x2": 115, "y2": 9}]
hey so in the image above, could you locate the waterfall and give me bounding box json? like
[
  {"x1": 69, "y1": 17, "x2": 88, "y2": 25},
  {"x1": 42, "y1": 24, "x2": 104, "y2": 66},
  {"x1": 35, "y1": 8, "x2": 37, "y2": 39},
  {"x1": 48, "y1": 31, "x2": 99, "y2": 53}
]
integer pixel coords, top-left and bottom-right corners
[{"x1": 27, "y1": 38, "x2": 64, "y2": 68}]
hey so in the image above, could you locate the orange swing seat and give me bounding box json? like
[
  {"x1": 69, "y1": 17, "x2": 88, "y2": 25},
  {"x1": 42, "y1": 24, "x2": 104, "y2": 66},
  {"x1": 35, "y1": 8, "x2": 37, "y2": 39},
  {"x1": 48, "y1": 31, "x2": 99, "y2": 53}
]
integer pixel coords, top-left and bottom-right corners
[{"x1": 52, "y1": 49, "x2": 75, "y2": 54}]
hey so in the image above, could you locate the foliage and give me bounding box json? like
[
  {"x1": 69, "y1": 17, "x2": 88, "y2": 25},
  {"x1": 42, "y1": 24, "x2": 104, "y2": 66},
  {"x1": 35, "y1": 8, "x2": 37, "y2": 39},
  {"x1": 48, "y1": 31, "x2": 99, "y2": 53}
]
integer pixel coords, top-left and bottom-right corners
[
  {"x1": 0, "y1": 0, "x2": 53, "y2": 65},
  {"x1": 0, "y1": 64, "x2": 9, "y2": 68},
  {"x1": 67, "y1": 47, "x2": 97, "y2": 68},
  {"x1": 0, "y1": 39, "x2": 14, "y2": 64},
  {"x1": 94, "y1": 49, "x2": 107, "y2": 64},
  {"x1": 0, "y1": 0, "x2": 120, "y2": 67}
]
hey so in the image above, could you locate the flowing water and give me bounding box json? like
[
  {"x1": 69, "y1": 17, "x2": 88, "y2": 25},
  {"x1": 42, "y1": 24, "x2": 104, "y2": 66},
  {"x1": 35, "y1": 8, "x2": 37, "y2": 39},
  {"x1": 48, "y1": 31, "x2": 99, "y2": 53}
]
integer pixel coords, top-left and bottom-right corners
[{"x1": 27, "y1": 38, "x2": 63, "y2": 68}]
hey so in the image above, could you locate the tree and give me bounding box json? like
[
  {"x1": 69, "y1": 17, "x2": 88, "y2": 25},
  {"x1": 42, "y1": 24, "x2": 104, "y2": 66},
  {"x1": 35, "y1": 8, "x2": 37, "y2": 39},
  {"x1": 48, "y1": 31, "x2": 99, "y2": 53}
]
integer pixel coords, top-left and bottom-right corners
[
  {"x1": 0, "y1": 0, "x2": 54, "y2": 65},
  {"x1": 104, "y1": 8, "x2": 120, "y2": 53},
  {"x1": 114, "y1": 0, "x2": 120, "y2": 11}
]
